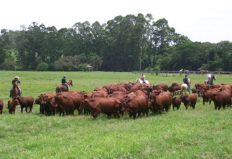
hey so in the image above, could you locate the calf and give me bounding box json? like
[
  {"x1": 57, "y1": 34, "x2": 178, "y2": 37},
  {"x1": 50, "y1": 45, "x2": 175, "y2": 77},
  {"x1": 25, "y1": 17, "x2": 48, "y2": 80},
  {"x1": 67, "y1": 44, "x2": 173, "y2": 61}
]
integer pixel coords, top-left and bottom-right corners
[
  {"x1": 172, "y1": 97, "x2": 181, "y2": 110},
  {"x1": 180, "y1": 94, "x2": 197, "y2": 109},
  {"x1": 8, "y1": 99, "x2": 19, "y2": 114},
  {"x1": 15, "y1": 96, "x2": 34, "y2": 113},
  {"x1": 0, "y1": 99, "x2": 4, "y2": 114}
]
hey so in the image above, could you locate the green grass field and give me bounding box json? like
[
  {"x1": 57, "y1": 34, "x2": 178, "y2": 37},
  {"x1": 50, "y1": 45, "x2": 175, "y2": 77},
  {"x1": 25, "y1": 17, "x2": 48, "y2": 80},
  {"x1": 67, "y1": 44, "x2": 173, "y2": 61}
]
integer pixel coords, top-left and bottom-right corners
[{"x1": 0, "y1": 71, "x2": 232, "y2": 159}]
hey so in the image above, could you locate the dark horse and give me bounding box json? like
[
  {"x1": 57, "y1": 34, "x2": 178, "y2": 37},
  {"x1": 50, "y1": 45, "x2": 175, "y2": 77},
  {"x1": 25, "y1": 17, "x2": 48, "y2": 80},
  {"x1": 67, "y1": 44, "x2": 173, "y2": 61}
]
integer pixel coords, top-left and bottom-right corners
[
  {"x1": 205, "y1": 75, "x2": 216, "y2": 85},
  {"x1": 11, "y1": 83, "x2": 22, "y2": 99},
  {"x1": 56, "y1": 80, "x2": 73, "y2": 93}
]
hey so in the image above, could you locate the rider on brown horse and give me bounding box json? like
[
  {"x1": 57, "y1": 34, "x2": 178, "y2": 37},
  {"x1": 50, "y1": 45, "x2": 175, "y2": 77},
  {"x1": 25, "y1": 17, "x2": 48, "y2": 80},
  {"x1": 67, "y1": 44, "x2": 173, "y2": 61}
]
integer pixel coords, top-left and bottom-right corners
[
  {"x1": 62, "y1": 75, "x2": 69, "y2": 91},
  {"x1": 10, "y1": 76, "x2": 21, "y2": 97}
]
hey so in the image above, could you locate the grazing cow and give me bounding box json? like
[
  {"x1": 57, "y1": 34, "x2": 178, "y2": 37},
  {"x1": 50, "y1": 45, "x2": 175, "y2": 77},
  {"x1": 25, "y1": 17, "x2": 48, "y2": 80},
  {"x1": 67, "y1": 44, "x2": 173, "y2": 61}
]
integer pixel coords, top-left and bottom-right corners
[
  {"x1": 122, "y1": 90, "x2": 148, "y2": 119},
  {"x1": 80, "y1": 97, "x2": 121, "y2": 118},
  {"x1": 168, "y1": 83, "x2": 181, "y2": 95},
  {"x1": 172, "y1": 97, "x2": 182, "y2": 110},
  {"x1": 15, "y1": 96, "x2": 34, "y2": 113},
  {"x1": 0, "y1": 99, "x2": 4, "y2": 114},
  {"x1": 149, "y1": 90, "x2": 173, "y2": 114},
  {"x1": 211, "y1": 89, "x2": 231, "y2": 110},
  {"x1": 8, "y1": 99, "x2": 19, "y2": 114},
  {"x1": 180, "y1": 94, "x2": 197, "y2": 109}
]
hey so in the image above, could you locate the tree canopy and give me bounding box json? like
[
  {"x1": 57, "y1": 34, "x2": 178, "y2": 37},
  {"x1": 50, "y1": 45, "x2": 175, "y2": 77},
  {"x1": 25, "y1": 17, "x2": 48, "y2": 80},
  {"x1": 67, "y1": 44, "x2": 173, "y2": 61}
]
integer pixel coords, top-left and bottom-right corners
[{"x1": 0, "y1": 13, "x2": 231, "y2": 71}]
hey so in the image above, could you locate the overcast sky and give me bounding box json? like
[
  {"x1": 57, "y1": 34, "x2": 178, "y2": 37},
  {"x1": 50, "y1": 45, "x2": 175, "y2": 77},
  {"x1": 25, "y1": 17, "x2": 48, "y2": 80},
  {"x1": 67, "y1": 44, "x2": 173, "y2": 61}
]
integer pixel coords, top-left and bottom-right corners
[{"x1": 1, "y1": 0, "x2": 231, "y2": 43}]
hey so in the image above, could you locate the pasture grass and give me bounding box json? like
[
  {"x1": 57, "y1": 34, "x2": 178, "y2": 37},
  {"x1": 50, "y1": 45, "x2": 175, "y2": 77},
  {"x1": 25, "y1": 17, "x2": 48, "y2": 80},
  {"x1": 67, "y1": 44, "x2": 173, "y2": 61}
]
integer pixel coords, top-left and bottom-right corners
[{"x1": 0, "y1": 71, "x2": 232, "y2": 158}]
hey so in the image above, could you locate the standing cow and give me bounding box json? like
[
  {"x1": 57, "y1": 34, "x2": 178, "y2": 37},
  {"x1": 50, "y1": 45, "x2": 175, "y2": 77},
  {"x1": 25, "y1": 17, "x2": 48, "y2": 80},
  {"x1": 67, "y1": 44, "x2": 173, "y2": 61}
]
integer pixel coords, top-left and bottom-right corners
[
  {"x1": 211, "y1": 89, "x2": 231, "y2": 110},
  {"x1": 122, "y1": 90, "x2": 148, "y2": 119},
  {"x1": 14, "y1": 96, "x2": 34, "y2": 113},
  {"x1": 80, "y1": 97, "x2": 121, "y2": 118},
  {"x1": 8, "y1": 99, "x2": 19, "y2": 114},
  {"x1": 180, "y1": 94, "x2": 197, "y2": 109}
]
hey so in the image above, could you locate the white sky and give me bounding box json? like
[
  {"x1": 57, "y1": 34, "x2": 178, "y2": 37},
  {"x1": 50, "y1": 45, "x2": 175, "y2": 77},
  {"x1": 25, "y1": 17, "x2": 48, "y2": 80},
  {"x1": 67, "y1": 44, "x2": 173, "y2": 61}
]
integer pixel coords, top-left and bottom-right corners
[{"x1": 1, "y1": 0, "x2": 231, "y2": 43}]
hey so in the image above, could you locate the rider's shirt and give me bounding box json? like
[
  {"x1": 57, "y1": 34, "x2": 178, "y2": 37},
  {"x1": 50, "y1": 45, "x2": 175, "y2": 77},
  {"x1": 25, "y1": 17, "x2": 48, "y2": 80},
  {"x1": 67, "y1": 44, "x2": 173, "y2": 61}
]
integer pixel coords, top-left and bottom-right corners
[
  {"x1": 183, "y1": 78, "x2": 189, "y2": 84},
  {"x1": 12, "y1": 80, "x2": 21, "y2": 84},
  {"x1": 61, "y1": 78, "x2": 66, "y2": 84}
]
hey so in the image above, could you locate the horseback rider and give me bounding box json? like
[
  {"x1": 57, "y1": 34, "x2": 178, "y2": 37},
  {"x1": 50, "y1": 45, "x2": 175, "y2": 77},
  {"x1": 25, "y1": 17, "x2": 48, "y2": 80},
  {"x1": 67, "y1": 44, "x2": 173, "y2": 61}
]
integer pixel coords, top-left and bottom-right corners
[
  {"x1": 140, "y1": 73, "x2": 146, "y2": 84},
  {"x1": 10, "y1": 76, "x2": 21, "y2": 97},
  {"x1": 61, "y1": 75, "x2": 69, "y2": 90},
  {"x1": 183, "y1": 74, "x2": 191, "y2": 92}
]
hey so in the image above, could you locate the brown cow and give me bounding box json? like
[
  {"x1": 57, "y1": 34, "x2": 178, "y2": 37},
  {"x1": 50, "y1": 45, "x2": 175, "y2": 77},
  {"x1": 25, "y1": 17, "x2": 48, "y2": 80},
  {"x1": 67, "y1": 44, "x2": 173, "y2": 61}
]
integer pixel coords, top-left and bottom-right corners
[
  {"x1": 108, "y1": 91, "x2": 126, "y2": 117},
  {"x1": 15, "y1": 96, "x2": 34, "y2": 113},
  {"x1": 168, "y1": 83, "x2": 181, "y2": 95},
  {"x1": 195, "y1": 83, "x2": 211, "y2": 91},
  {"x1": 172, "y1": 97, "x2": 182, "y2": 110},
  {"x1": 180, "y1": 94, "x2": 197, "y2": 109},
  {"x1": 91, "y1": 90, "x2": 108, "y2": 98},
  {"x1": 37, "y1": 92, "x2": 57, "y2": 114},
  {"x1": 122, "y1": 90, "x2": 148, "y2": 118},
  {"x1": 211, "y1": 89, "x2": 231, "y2": 110},
  {"x1": 153, "y1": 83, "x2": 168, "y2": 92},
  {"x1": 201, "y1": 88, "x2": 219, "y2": 105},
  {"x1": 149, "y1": 90, "x2": 172, "y2": 113},
  {"x1": 0, "y1": 99, "x2": 4, "y2": 114},
  {"x1": 45, "y1": 97, "x2": 58, "y2": 115},
  {"x1": 8, "y1": 99, "x2": 19, "y2": 114},
  {"x1": 80, "y1": 97, "x2": 121, "y2": 118}
]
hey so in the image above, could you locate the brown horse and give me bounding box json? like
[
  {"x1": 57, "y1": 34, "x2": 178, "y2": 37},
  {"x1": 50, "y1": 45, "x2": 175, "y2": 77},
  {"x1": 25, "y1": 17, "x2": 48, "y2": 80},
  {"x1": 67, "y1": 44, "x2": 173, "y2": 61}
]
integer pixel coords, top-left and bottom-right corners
[
  {"x1": 11, "y1": 83, "x2": 22, "y2": 99},
  {"x1": 56, "y1": 80, "x2": 73, "y2": 93}
]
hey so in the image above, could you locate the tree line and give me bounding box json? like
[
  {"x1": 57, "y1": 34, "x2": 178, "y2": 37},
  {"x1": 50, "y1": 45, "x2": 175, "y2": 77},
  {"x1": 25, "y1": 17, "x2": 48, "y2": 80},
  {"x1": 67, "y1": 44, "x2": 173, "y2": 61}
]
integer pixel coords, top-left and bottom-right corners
[{"x1": 1, "y1": 13, "x2": 232, "y2": 72}]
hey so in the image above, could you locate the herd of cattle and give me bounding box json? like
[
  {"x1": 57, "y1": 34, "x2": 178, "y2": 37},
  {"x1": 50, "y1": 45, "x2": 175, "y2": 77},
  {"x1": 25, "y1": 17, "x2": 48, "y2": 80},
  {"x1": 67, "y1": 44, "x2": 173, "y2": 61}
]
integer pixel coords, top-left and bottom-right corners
[{"x1": 0, "y1": 82, "x2": 232, "y2": 118}]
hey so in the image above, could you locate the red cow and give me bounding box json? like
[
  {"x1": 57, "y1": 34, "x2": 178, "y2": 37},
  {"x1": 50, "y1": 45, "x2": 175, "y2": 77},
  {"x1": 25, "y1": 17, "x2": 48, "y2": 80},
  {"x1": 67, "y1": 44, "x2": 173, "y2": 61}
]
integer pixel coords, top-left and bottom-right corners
[
  {"x1": 122, "y1": 90, "x2": 148, "y2": 118},
  {"x1": 149, "y1": 90, "x2": 172, "y2": 114},
  {"x1": 201, "y1": 88, "x2": 219, "y2": 105},
  {"x1": 168, "y1": 83, "x2": 181, "y2": 95},
  {"x1": 153, "y1": 83, "x2": 169, "y2": 92},
  {"x1": 54, "y1": 94, "x2": 82, "y2": 116},
  {"x1": 211, "y1": 89, "x2": 231, "y2": 110},
  {"x1": 80, "y1": 97, "x2": 121, "y2": 118},
  {"x1": 8, "y1": 99, "x2": 19, "y2": 114},
  {"x1": 0, "y1": 99, "x2": 4, "y2": 114},
  {"x1": 108, "y1": 91, "x2": 126, "y2": 117},
  {"x1": 91, "y1": 90, "x2": 108, "y2": 98},
  {"x1": 172, "y1": 97, "x2": 182, "y2": 110},
  {"x1": 180, "y1": 94, "x2": 197, "y2": 109},
  {"x1": 15, "y1": 96, "x2": 34, "y2": 113}
]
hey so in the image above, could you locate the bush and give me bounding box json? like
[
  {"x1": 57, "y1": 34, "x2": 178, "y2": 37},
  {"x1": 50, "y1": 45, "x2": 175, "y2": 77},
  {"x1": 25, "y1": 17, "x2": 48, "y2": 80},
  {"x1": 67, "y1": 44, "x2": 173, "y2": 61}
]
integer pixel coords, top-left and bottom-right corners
[{"x1": 36, "y1": 62, "x2": 48, "y2": 71}]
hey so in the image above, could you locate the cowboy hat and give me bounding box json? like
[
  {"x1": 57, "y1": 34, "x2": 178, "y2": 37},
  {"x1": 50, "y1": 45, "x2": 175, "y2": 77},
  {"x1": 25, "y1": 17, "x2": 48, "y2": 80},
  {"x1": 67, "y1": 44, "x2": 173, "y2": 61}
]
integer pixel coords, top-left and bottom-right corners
[
  {"x1": 15, "y1": 76, "x2": 19, "y2": 79},
  {"x1": 63, "y1": 75, "x2": 66, "y2": 78}
]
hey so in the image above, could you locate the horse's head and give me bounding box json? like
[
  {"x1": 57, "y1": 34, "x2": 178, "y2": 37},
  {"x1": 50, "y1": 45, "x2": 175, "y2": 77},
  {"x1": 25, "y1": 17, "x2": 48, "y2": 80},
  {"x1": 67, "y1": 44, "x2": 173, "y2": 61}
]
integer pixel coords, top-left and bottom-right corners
[{"x1": 12, "y1": 83, "x2": 19, "y2": 89}]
